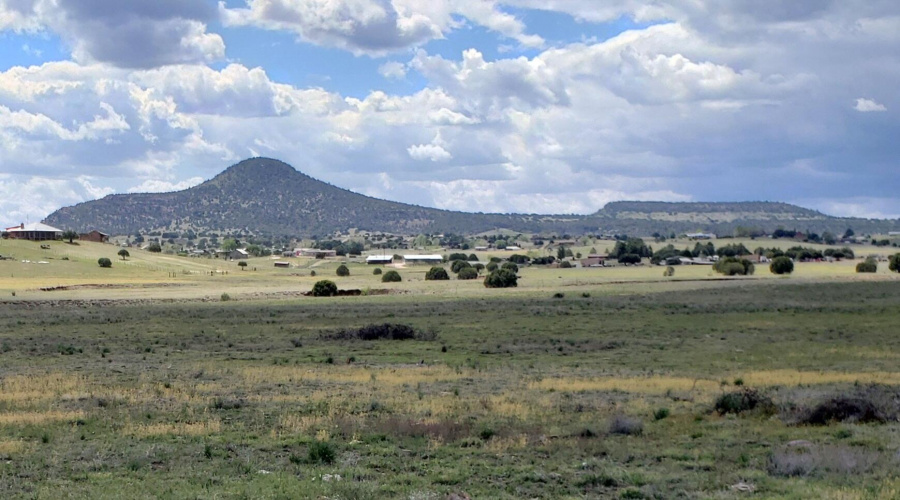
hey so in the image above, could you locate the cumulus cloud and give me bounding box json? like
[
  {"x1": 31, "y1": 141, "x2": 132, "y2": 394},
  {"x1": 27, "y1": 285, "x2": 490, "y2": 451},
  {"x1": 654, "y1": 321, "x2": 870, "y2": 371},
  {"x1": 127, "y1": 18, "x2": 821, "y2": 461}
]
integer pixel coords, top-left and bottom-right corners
[
  {"x1": 219, "y1": 0, "x2": 543, "y2": 55},
  {"x1": 127, "y1": 176, "x2": 204, "y2": 193},
  {"x1": 855, "y1": 98, "x2": 887, "y2": 112},
  {"x1": 0, "y1": 0, "x2": 224, "y2": 67},
  {"x1": 408, "y1": 143, "x2": 452, "y2": 162},
  {"x1": 378, "y1": 61, "x2": 407, "y2": 79}
]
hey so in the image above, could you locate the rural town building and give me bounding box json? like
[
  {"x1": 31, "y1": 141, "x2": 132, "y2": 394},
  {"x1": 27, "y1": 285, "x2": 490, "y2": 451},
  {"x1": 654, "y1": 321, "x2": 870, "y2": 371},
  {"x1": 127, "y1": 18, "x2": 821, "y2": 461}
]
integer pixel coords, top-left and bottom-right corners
[
  {"x1": 686, "y1": 233, "x2": 716, "y2": 240},
  {"x1": 580, "y1": 255, "x2": 609, "y2": 267},
  {"x1": 79, "y1": 230, "x2": 109, "y2": 243},
  {"x1": 274, "y1": 262, "x2": 291, "y2": 268},
  {"x1": 5, "y1": 222, "x2": 63, "y2": 241},
  {"x1": 366, "y1": 255, "x2": 393, "y2": 265},
  {"x1": 294, "y1": 248, "x2": 337, "y2": 258},
  {"x1": 402, "y1": 254, "x2": 443, "y2": 265},
  {"x1": 229, "y1": 249, "x2": 250, "y2": 260}
]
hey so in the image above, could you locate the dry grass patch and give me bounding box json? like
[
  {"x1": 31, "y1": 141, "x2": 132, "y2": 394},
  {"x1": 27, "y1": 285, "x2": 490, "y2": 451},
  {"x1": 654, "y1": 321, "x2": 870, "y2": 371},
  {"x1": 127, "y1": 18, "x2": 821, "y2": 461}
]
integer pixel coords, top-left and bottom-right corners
[
  {"x1": 0, "y1": 410, "x2": 84, "y2": 426},
  {"x1": 123, "y1": 419, "x2": 222, "y2": 437},
  {"x1": 0, "y1": 439, "x2": 28, "y2": 456},
  {"x1": 0, "y1": 373, "x2": 90, "y2": 404}
]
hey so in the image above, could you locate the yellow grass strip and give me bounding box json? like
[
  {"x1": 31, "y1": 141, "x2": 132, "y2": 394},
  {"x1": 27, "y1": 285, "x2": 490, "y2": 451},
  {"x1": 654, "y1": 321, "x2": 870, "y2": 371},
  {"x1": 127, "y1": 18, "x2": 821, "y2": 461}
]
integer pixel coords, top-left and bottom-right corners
[
  {"x1": 235, "y1": 365, "x2": 468, "y2": 387},
  {"x1": 530, "y1": 370, "x2": 900, "y2": 394},
  {"x1": 123, "y1": 420, "x2": 222, "y2": 437},
  {"x1": 0, "y1": 373, "x2": 89, "y2": 403},
  {"x1": 0, "y1": 439, "x2": 28, "y2": 455},
  {"x1": 0, "y1": 410, "x2": 84, "y2": 426}
]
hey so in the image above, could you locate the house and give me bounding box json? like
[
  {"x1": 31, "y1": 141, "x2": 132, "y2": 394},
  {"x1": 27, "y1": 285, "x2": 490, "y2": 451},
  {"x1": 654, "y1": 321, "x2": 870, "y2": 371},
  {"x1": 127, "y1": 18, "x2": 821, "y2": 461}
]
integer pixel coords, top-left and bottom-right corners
[
  {"x1": 295, "y1": 248, "x2": 337, "y2": 259},
  {"x1": 686, "y1": 233, "x2": 716, "y2": 240},
  {"x1": 580, "y1": 255, "x2": 609, "y2": 267},
  {"x1": 474, "y1": 246, "x2": 489, "y2": 251},
  {"x1": 6, "y1": 222, "x2": 63, "y2": 241},
  {"x1": 366, "y1": 255, "x2": 393, "y2": 265},
  {"x1": 505, "y1": 245, "x2": 523, "y2": 251},
  {"x1": 229, "y1": 249, "x2": 250, "y2": 260},
  {"x1": 402, "y1": 254, "x2": 443, "y2": 265},
  {"x1": 274, "y1": 261, "x2": 291, "y2": 268},
  {"x1": 79, "y1": 230, "x2": 109, "y2": 243}
]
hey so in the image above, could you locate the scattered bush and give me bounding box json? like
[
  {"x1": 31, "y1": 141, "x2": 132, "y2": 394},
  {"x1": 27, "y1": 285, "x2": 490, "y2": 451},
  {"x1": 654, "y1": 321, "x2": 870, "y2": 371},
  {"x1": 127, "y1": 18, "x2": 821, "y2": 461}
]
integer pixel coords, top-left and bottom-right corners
[
  {"x1": 381, "y1": 270, "x2": 401, "y2": 282},
  {"x1": 890, "y1": 254, "x2": 900, "y2": 272},
  {"x1": 800, "y1": 397, "x2": 886, "y2": 425},
  {"x1": 608, "y1": 415, "x2": 644, "y2": 436},
  {"x1": 311, "y1": 280, "x2": 339, "y2": 297},
  {"x1": 768, "y1": 443, "x2": 881, "y2": 477},
  {"x1": 467, "y1": 253, "x2": 479, "y2": 261},
  {"x1": 552, "y1": 292, "x2": 565, "y2": 299},
  {"x1": 336, "y1": 264, "x2": 350, "y2": 277},
  {"x1": 486, "y1": 262, "x2": 499, "y2": 273},
  {"x1": 653, "y1": 408, "x2": 670, "y2": 421},
  {"x1": 307, "y1": 441, "x2": 336, "y2": 464},
  {"x1": 448, "y1": 253, "x2": 468, "y2": 261},
  {"x1": 309, "y1": 270, "x2": 316, "y2": 277},
  {"x1": 501, "y1": 262, "x2": 518, "y2": 273},
  {"x1": 425, "y1": 267, "x2": 449, "y2": 281},
  {"x1": 663, "y1": 266, "x2": 675, "y2": 277},
  {"x1": 770, "y1": 256, "x2": 794, "y2": 275},
  {"x1": 484, "y1": 269, "x2": 518, "y2": 288},
  {"x1": 324, "y1": 323, "x2": 436, "y2": 341},
  {"x1": 97, "y1": 258, "x2": 112, "y2": 268},
  {"x1": 714, "y1": 388, "x2": 775, "y2": 415},
  {"x1": 714, "y1": 257, "x2": 755, "y2": 276},
  {"x1": 559, "y1": 260, "x2": 572, "y2": 268},
  {"x1": 451, "y1": 260, "x2": 472, "y2": 273},
  {"x1": 473, "y1": 263, "x2": 485, "y2": 273},
  {"x1": 457, "y1": 267, "x2": 478, "y2": 280},
  {"x1": 373, "y1": 267, "x2": 382, "y2": 275},
  {"x1": 856, "y1": 258, "x2": 878, "y2": 273},
  {"x1": 147, "y1": 242, "x2": 162, "y2": 253},
  {"x1": 220, "y1": 293, "x2": 231, "y2": 302},
  {"x1": 617, "y1": 254, "x2": 642, "y2": 265}
]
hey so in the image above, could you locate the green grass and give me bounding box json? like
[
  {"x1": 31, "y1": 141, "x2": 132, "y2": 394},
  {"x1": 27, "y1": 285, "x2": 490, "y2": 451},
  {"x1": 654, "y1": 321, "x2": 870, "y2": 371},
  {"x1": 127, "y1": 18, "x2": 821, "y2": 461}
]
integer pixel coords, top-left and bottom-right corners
[{"x1": 0, "y1": 279, "x2": 899, "y2": 498}]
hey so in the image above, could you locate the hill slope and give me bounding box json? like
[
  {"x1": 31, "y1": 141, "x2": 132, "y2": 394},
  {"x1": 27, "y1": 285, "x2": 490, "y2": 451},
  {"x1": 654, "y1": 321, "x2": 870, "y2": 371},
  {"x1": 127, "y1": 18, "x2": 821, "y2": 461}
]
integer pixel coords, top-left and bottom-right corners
[{"x1": 43, "y1": 158, "x2": 899, "y2": 237}]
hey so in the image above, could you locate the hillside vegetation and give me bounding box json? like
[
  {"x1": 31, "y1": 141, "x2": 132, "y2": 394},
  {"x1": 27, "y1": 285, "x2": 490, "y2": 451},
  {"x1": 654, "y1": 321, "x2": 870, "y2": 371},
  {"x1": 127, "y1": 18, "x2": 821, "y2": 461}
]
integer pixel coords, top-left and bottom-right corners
[{"x1": 43, "y1": 158, "x2": 900, "y2": 237}]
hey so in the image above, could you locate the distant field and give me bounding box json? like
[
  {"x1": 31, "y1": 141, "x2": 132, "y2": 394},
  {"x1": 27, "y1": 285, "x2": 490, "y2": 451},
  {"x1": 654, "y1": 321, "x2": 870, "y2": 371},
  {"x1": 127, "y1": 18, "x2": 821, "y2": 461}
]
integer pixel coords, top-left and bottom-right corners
[{"x1": 1, "y1": 238, "x2": 899, "y2": 498}]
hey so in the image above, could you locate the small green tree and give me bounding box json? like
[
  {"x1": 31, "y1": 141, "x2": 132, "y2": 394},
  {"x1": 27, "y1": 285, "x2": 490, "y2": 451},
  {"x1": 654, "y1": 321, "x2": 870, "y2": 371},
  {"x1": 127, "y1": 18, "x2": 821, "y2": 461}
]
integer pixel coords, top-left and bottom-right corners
[
  {"x1": 467, "y1": 253, "x2": 478, "y2": 261},
  {"x1": 484, "y1": 269, "x2": 518, "y2": 288},
  {"x1": 856, "y1": 258, "x2": 878, "y2": 273},
  {"x1": 117, "y1": 249, "x2": 129, "y2": 260},
  {"x1": 457, "y1": 267, "x2": 478, "y2": 280},
  {"x1": 451, "y1": 260, "x2": 472, "y2": 273},
  {"x1": 311, "y1": 280, "x2": 338, "y2": 297},
  {"x1": 501, "y1": 262, "x2": 518, "y2": 273},
  {"x1": 238, "y1": 261, "x2": 248, "y2": 270},
  {"x1": 425, "y1": 267, "x2": 449, "y2": 281},
  {"x1": 62, "y1": 230, "x2": 78, "y2": 243},
  {"x1": 336, "y1": 264, "x2": 350, "y2": 277},
  {"x1": 373, "y1": 268, "x2": 382, "y2": 275},
  {"x1": 381, "y1": 270, "x2": 402, "y2": 282},
  {"x1": 486, "y1": 262, "x2": 499, "y2": 272},
  {"x1": 148, "y1": 242, "x2": 162, "y2": 253},
  {"x1": 770, "y1": 256, "x2": 794, "y2": 275},
  {"x1": 559, "y1": 260, "x2": 572, "y2": 269},
  {"x1": 889, "y1": 254, "x2": 900, "y2": 273},
  {"x1": 97, "y1": 258, "x2": 112, "y2": 268},
  {"x1": 557, "y1": 246, "x2": 566, "y2": 260}
]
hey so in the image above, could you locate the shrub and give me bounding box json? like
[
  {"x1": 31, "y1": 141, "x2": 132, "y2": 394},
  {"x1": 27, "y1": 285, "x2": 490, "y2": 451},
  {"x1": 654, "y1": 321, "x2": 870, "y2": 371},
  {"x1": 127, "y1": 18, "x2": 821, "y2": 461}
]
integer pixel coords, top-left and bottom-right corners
[
  {"x1": 325, "y1": 323, "x2": 436, "y2": 341},
  {"x1": 799, "y1": 395, "x2": 887, "y2": 425},
  {"x1": 501, "y1": 262, "x2": 518, "y2": 273},
  {"x1": 220, "y1": 293, "x2": 231, "y2": 302},
  {"x1": 486, "y1": 262, "x2": 499, "y2": 272},
  {"x1": 608, "y1": 415, "x2": 643, "y2": 436},
  {"x1": 618, "y1": 254, "x2": 642, "y2": 265},
  {"x1": 457, "y1": 268, "x2": 478, "y2": 280},
  {"x1": 467, "y1": 253, "x2": 479, "y2": 261},
  {"x1": 309, "y1": 270, "x2": 316, "y2": 277},
  {"x1": 97, "y1": 258, "x2": 112, "y2": 268},
  {"x1": 484, "y1": 269, "x2": 518, "y2": 288},
  {"x1": 890, "y1": 254, "x2": 900, "y2": 272},
  {"x1": 770, "y1": 256, "x2": 794, "y2": 275},
  {"x1": 311, "y1": 280, "x2": 338, "y2": 297},
  {"x1": 663, "y1": 266, "x2": 675, "y2": 277},
  {"x1": 714, "y1": 388, "x2": 775, "y2": 415},
  {"x1": 425, "y1": 267, "x2": 449, "y2": 281},
  {"x1": 714, "y1": 257, "x2": 755, "y2": 276},
  {"x1": 451, "y1": 260, "x2": 472, "y2": 273},
  {"x1": 559, "y1": 260, "x2": 573, "y2": 269},
  {"x1": 381, "y1": 270, "x2": 401, "y2": 282},
  {"x1": 856, "y1": 258, "x2": 878, "y2": 273},
  {"x1": 448, "y1": 253, "x2": 468, "y2": 261},
  {"x1": 307, "y1": 441, "x2": 336, "y2": 464},
  {"x1": 473, "y1": 263, "x2": 485, "y2": 273},
  {"x1": 373, "y1": 268, "x2": 382, "y2": 275},
  {"x1": 653, "y1": 408, "x2": 670, "y2": 421},
  {"x1": 552, "y1": 292, "x2": 564, "y2": 299},
  {"x1": 489, "y1": 257, "x2": 501, "y2": 263},
  {"x1": 508, "y1": 254, "x2": 530, "y2": 264},
  {"x1": 336, "y1": 264, "x2": 350, "y2": 277}
]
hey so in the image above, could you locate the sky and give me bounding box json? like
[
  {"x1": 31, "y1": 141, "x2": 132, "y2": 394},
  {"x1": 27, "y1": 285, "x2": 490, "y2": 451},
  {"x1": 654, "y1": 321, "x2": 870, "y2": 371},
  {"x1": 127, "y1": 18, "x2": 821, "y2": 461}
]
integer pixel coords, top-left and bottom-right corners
[{"x1": 0, "y1": 0, "x2": 898, "y2": 224}]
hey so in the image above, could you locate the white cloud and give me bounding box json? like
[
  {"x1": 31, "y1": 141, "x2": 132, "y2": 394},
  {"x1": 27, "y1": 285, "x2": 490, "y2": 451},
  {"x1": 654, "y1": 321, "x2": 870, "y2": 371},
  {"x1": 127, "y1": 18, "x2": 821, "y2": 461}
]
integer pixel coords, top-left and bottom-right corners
[
  {"x1": 408, "y1": 143, "x2": 452, "y2": 162},
  {"x1": 0, "y1": 0, "x2": 224, "y2": 68},
  {"x1": 127, "y1": 176, "x2": 204, "y2": 193},
  {"x1": 855, "y1": 98, "x2": 887, "y2": 112},
  {"x1": 219, "y1": 0, "x2": 543, "y2": 55},
  {"x1": 378, "y1": 61, "x2": 407, "y2": 79}
]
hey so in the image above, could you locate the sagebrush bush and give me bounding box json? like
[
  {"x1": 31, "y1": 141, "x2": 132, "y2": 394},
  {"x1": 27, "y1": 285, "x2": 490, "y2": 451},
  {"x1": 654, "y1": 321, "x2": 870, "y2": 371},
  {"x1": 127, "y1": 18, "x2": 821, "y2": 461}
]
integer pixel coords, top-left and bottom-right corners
[
  {"x1": 381, "y1": 270, "x2": 401, "y2": 283},
  {"x1": 714, "y1": 388, "x2": 775, "y2": 415},
  {"x1": 311, "y1": 280, "x2": 338, "y2": 297},
  {"x1": 307, "y1": 441, "x2": 336, "y2": 464},
  {"x1": 457, "y1": 267, "x2": 478, "y2": 280},
  {"x1": 425, "y1": 267, "x2": 449, "y2": 281},
  {"x1": 608, "y1": 415, "x2": 643, "y2": 436},
  {"x1": 484, "y1": 269, "x2": 517, "y2": 288},
  {"x1": 97, "y1": 257, "x2": 112, "y2": 268},
  {"x1": 373, "y1": 267, "x2": 382, "y2": 275},
  {"x1": 336, "y1": 264, "x2": 350, "y2": 277},
  {"x1": 770, "y1": 256, "x2": 794, "y2": 275}
]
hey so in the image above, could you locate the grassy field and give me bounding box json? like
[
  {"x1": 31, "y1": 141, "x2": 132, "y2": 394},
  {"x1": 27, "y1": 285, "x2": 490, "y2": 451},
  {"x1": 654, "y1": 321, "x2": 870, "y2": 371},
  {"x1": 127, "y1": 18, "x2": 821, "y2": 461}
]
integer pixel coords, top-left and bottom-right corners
[{"x1": 0, "y1": 239, "x2": 899, "y2": 498}]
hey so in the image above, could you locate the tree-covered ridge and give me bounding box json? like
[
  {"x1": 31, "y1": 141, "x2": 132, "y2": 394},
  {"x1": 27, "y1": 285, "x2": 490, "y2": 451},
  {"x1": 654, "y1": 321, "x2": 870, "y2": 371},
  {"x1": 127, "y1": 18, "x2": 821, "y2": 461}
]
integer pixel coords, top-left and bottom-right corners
[{"x1": 42, "y1": 158, "x2": 900, "y2": 237}]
